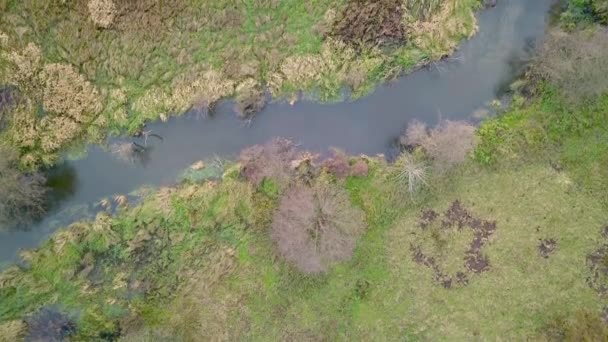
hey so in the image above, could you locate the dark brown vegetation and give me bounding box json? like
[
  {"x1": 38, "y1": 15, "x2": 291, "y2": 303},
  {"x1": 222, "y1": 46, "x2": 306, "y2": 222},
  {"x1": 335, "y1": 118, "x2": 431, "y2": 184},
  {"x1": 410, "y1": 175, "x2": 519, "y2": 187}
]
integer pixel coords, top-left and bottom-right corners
[
  {"x1": 234, "y1": 80, "x2": 267, "y2": 118},
  {"x1": 271, "y1": 182, "x2": 367, "y2": 274},
  {"x1": 401, "y1": 119, "x2": 476, "y2": 171},
  {"x1": 0, "y1": 87, "x2": 17, "y2": 130},
  {"x1": 331, "y1": 0, "x2": 407, "y2": 50},
  {"x1": 533, "y1": 28, "x2": 608, "y2": 102},
  {"x1": 25, "y1": 308, "x2": 76, "y2": 342},
  {"x1": 239, "y1": 138, "x2": 298, "y2": 186},
  {"x1": 586, "y1": 228, "x2": 608, "y2": 296},
  {"x1": 0, "y1": 146, "x2": 46, "y2": 229},
  {"x1": 538, "y1": 238, "x2": 557, "y2": 258},
  {"x1": 411, "y1": 201, "x2": 496, "y2": 288}
]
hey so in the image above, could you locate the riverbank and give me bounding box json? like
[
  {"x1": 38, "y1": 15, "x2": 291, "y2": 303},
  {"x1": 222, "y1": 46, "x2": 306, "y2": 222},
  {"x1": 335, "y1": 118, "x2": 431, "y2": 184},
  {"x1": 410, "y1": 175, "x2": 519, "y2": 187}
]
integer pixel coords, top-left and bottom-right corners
[
  {"x1": 2, "y1": 35, "x2": 608, "y2": 337},
  {"x1": 0, "y1": 0, "x2": 553, "y2": 261},
  {"x1": 0, "y1": 0, "x2": 479, "y2": 169}
]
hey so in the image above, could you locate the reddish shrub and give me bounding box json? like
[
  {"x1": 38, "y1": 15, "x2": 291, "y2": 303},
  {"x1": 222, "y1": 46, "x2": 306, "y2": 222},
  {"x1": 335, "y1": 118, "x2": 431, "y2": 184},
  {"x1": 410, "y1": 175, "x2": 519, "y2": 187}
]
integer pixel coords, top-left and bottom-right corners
[
  {"x1": 271, "y1": 183, "x2": 366, "y2": 274},
  {"x1": 350, "y1": 159, "x2": 369, "y2": 177},
  {"x1": 322, "y1": 149, "x2": 350, "y2": 178},
  {"x1": 239, "y1": 138, "x2": 296, "y2": 186}
]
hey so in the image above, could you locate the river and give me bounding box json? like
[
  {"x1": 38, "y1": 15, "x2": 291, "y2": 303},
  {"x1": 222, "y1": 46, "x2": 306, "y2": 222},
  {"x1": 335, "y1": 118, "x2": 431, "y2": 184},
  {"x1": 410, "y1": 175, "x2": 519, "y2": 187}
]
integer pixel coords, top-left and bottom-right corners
[{"x1": 0, "y1": 0, "x2": 555, "y2": 266}]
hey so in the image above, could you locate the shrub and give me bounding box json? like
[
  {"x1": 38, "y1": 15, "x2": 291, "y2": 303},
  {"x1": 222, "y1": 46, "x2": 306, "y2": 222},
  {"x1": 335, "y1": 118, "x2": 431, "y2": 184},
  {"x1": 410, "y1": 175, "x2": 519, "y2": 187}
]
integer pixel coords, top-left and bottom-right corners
[
  {"x1": 592, "y1": 0, "x2": 608, "y2": 22},
  {"x1": 0, "y1": 145, "x2": 46, "y2": 229},
  {"x1": 322, "y1": 149, "x2": 351, "y2": 178},
  {"x1": 401, "y1": 120, "x2": 476, "y2": 171},
  {"x1": 25, "y1": 308, "x2": 76, "y2": 341},
  {"x1": 271, "y1": 182, "x2": 366, "y2": 274},
  {"x1": 239, "y1": 138, "x2": 297, "y2": 186},
  {"x1": 350, "y1": 158, "x2": 369, "y2": 177},
  {"x1": 533, "y1": 29, "x2": 608, "y2": 103},
  {"x1": 234, "y1": 79, "x2": 266, "y2": 119}
]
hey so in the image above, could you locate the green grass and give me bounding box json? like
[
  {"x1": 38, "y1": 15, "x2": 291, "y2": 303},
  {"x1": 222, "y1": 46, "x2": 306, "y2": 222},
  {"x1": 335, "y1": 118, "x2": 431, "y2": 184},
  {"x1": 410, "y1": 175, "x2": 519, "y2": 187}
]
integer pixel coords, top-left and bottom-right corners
[
  {"x1": 0, "y1": 0, "x2": 479, "y2": 168},
  {"x1": 3, "y1": 141, "x2": 607, "y2": 339}
]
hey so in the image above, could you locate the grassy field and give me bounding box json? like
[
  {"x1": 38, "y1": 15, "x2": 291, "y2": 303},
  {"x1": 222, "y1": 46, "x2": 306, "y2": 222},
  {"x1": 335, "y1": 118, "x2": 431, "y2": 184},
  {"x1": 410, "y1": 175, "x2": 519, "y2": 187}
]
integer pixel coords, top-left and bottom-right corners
[
  {"x1": 0, "y1": 0, "x2": 479, "y2": 169},
  {"x1": 1, "y1": 82, "x2": 608, "y2": 339},
  {"x1": 2, "y1": 3, "x2": 608, "y2": 341}
]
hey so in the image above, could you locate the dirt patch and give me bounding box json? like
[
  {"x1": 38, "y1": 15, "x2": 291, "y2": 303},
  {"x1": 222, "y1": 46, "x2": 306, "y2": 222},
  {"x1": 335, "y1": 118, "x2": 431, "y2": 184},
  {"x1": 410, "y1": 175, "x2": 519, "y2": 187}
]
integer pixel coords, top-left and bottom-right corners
[
  {"x1": 330, "y1": 0, "x2": 406, "y2": 50},
  {"x1": 411, "y1": 200, "x2": 497, "y2": 288},
  {"x1": 538, "y1": 238, "x2": 557, "y2": 258},
  {"x1": 587, "y1": 240, "x2": 608, "y2": 297}
]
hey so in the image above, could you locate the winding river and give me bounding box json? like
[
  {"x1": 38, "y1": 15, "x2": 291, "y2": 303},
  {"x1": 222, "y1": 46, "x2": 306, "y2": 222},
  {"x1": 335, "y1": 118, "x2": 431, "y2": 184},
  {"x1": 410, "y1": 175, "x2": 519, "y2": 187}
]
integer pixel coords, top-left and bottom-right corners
[{"x1": 0, "y1": 0, "x2": 555, "y2": 265}]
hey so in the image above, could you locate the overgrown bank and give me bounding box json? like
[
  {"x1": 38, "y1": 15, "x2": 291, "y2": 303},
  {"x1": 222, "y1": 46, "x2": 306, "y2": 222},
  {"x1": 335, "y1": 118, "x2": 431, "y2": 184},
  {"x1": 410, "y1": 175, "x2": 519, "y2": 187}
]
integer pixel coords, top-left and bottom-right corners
[
  {"x1": 2, "y1": 2, "x2": 608, "y2": 341},
  {"x1": 2, "y1": 22, "x2": 608, "y2": 337},
  {"x1": 0, "y1": 0, "x2": 480, "y2": 169}
]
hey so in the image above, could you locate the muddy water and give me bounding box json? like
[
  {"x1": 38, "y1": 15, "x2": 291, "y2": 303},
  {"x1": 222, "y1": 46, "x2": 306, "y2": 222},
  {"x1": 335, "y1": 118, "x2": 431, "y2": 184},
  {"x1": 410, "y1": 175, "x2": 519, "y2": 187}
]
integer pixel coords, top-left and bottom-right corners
[{"x1": 0, "y1": 0, "x2": 554, "y2": 265}]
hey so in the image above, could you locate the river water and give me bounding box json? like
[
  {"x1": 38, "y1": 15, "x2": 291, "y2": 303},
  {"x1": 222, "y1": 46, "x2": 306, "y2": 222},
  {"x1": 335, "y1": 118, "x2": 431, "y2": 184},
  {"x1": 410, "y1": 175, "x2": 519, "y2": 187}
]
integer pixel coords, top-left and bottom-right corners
[{"x1": 0, "y1": 0, "x2": 554, "y2": 265}]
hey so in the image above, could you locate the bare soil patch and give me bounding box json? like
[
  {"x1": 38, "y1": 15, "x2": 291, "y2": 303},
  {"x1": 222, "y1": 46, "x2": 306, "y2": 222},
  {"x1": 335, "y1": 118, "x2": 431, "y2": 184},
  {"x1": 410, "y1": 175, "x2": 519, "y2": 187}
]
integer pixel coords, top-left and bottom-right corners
[
  {"x1": 411, "y1": 200, "x2": 497, "y2": 288},
  {"x1": 538, "y1": 238, "x2": 557, "y2": 258},
  {"x1": 587, "y1": 228, "x2": 608, "y2": 296}
]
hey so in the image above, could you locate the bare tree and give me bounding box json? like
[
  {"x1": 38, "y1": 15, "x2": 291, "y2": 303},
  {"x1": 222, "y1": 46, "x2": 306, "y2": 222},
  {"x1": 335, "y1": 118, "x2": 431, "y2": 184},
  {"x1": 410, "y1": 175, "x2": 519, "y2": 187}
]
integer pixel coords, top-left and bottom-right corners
[
  {"x1": 401, "y1": 119, "x2": 476, "y2": 171},
  {"x1": 239, "y1": 138, "x2": 297, "y2": 186},
  {"x1": 533, "y1": 29, "x2": 608, "y2": 103},
  {"x1": 271, "y1": 183, "x2": 366, "y2": 274}
]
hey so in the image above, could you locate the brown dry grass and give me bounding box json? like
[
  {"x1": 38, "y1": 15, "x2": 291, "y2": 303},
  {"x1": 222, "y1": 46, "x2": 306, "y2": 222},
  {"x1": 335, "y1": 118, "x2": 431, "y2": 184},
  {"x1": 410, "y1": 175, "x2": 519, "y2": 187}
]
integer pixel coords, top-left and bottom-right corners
[{"x1": 87, "y1": 0, "x2": 117, "y2": 28}]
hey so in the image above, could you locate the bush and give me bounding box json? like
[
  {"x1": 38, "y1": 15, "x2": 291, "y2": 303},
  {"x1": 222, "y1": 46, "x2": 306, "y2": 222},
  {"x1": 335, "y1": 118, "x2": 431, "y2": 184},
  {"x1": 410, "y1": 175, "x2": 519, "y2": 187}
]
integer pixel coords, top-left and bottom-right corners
[
  {"x1": 401, "y1": 120, "x2": 476, "y2": 171},
  {"x1": 322, "y1": 149, "x2": 351, "y2": 178},
  {"x1": 25, "y1": 308, "x2": 76, "y2": 341},
  {"x1": 234, "y1": 79, "x2": 266, "y2": 119},
  {"x1": 533, "y1": 29, "x2": 608, "y2": 103},
  {"x1": 271, "y1": 182, "x2": 366, "y2": 274},
  {"x1": 239, "y1": 138, "x2": 297, "y2": 186},
  {"x1": 350, "y1": 158, "x2": 369, "y2": 177},
  {"x1": 0, "y1": 146, "x2": 46, "y2": 229}
]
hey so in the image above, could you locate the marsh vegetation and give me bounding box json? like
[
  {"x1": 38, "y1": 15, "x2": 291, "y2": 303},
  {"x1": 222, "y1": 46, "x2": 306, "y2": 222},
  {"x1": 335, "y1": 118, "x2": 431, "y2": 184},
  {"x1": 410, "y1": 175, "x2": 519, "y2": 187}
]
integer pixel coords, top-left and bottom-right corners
[{"x1": 1, "y1": 0, "x2": 608, "y2": 340}]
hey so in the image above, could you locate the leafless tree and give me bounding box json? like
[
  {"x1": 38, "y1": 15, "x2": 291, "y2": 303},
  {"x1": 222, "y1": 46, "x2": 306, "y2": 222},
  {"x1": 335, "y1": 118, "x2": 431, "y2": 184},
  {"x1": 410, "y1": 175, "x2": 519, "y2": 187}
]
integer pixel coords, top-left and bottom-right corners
[
  {"x1": 239, "y1": 138, "x2": 297, "y2": 186},
  {"x1": 401, "y1": 119, "x2": 476, "y2": 171},
  {"x1": 271, "y1": 183, "x2": 366, "y2": 274}
]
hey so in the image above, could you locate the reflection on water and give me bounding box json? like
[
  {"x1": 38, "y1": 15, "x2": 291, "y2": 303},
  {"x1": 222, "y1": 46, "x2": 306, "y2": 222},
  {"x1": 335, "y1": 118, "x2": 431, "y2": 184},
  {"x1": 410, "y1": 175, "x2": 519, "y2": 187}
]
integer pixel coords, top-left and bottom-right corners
[{"x1": 0, "y1": 0, "x2": 555, "y2": 265}]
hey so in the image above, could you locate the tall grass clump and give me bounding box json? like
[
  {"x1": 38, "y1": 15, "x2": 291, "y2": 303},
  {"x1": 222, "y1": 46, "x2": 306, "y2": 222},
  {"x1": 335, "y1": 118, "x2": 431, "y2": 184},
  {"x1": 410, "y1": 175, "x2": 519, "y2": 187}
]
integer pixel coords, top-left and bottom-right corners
[{"x1": 394, "y1": 152, "x2": 429, "y2": 197}]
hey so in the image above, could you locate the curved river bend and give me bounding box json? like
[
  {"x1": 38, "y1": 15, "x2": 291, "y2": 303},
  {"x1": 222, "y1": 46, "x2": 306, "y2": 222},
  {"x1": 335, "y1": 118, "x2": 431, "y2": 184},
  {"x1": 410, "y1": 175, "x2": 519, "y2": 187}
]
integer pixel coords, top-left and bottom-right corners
[{"x1": 0, "y1": 0, "x2": 554, "y2": 265}]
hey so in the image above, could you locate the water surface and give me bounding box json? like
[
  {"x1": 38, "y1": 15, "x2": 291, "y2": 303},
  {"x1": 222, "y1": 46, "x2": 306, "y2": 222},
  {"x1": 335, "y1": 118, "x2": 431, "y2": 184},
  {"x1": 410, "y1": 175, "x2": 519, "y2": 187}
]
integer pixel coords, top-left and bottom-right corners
[{"x1": 0, "y1": 0, "x2": 554, "y2": 265}]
